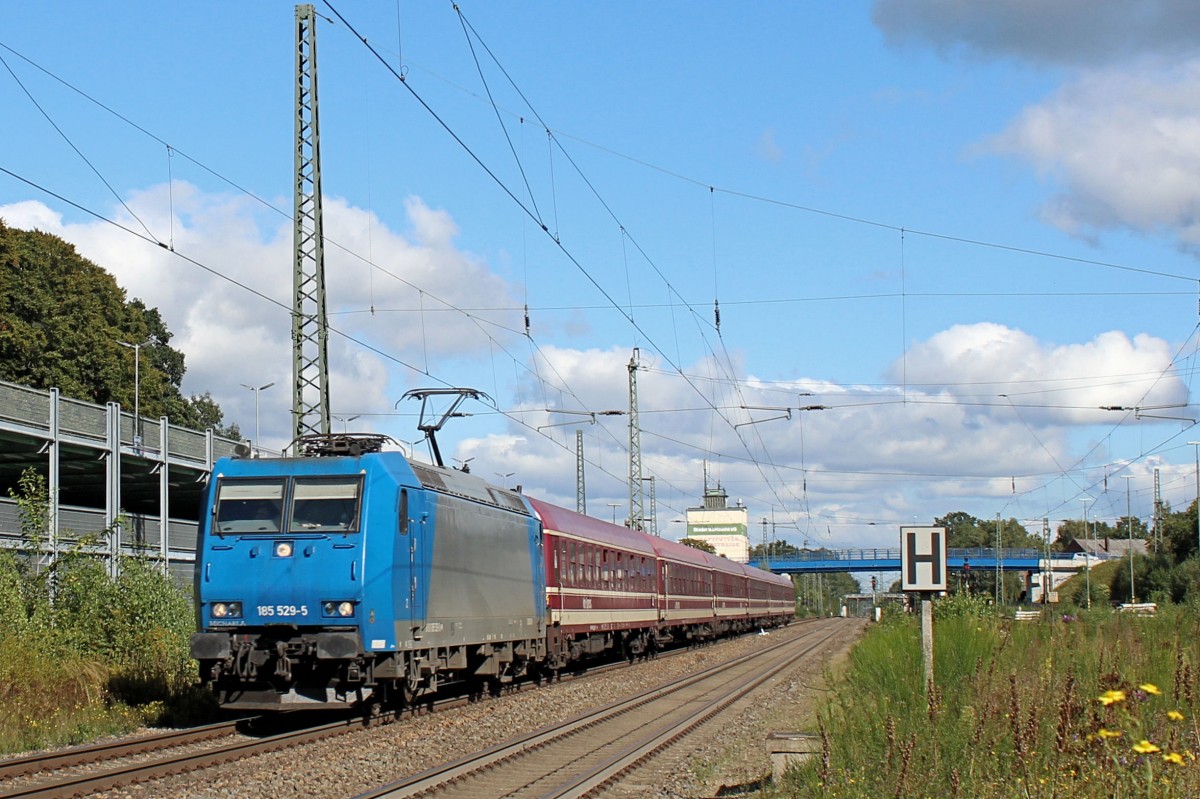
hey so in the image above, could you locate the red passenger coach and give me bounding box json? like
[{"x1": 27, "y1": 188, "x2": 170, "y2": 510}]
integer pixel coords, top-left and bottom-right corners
[
  {"x1": 652, "y1": 536, "x2": 725, "y2": 629},
  {"x1": 529, "y1": 497, "x2": 794, "y2": 669},
  {"x1": 530, "y1": 498, "x2": 661, "y2": 663}
]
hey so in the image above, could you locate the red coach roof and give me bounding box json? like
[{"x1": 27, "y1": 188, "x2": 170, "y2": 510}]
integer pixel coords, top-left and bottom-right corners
[{"x1": 527, "y1": 497, "x2": 657, "y2": 556}]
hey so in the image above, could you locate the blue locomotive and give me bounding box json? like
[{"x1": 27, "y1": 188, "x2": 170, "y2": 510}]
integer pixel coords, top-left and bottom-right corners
[{"x1": 190, "y1": 434, "x2": 792, "y2": 711}]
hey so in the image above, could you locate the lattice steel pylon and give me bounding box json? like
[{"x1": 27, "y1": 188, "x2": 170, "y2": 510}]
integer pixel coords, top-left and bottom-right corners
[
  {"x1": 628, "y1": 348, "x2": 644, "y2": 530},
  {"x1": 292, "y1": 4, "x2": 331, "y2": 442},
  {"x1": 576, "y1": 428, "x2": 586, "y2": 514}
]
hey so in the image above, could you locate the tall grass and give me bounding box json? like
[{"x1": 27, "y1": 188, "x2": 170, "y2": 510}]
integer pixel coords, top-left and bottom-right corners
[{"x1": 785, "y1": 602, "x2": 1200, "y2": 798}]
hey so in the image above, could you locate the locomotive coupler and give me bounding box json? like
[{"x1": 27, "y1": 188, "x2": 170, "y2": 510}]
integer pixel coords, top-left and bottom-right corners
[
  {"x1": 273, "y1": 640, "x2": 293, "y2": 680},
  {"x1": 234, "y1": 639, "x2": 256, "y2": 678}
]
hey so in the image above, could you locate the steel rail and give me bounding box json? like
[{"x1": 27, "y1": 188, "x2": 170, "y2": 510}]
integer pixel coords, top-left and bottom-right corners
[
  {"x1": 0, "y1": 720, "x2": 242, "y2": 781},
  {"x1": 0, "y1": 717, "x2": 360, "y2": 799},
  {"x1": 353, "y1": 621, "x2": 834, "y2": 799},
  {"x1": 543, "y1": 627, "x2": 836, "y2": 798},
  {"x1": 0, "y1": 624, "x2": 806, "y2": 799}
]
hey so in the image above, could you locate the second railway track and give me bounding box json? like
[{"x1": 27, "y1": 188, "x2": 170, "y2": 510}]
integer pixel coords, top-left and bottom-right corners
[{"x1": 353, "y1": 619, "x2": 841, "y2": 799}]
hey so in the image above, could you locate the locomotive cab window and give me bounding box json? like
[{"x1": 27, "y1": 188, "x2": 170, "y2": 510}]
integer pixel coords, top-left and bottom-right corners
[
  {"x1": 214, "y1": 479, "x2": 286, "y2": 534},
  {"x1": 290, "y1": 477, "x2": 362, "y2": 533}
]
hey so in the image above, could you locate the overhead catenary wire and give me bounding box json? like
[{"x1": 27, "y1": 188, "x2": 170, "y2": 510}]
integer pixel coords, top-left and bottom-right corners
[
  {"x1": 3, "y1": 13, "x2": 1195, "y2": 537},
  {"x1": 325, "y1": 1, "x2": 812, "y2": 524},
  {"x1": 0, "y1": 163, "x2": 667, "y2": 511},
  {"x1": 0, "y1": 48, "x2": 160, "y2": 245}
]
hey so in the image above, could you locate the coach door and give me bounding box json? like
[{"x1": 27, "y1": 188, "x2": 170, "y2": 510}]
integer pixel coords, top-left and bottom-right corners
[{"x1": 659, "y1": 560, "x2": 668, "y2": 621}]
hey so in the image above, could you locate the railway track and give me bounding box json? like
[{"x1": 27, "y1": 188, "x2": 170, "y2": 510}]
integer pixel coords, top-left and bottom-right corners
[
  {"x1": 0, "y1": 716, "x2": 361, "y2": 799},
  {"x1": 0, "y1": 625, "x2": 805, "y2": 799},
  {"x1": 351, "y1": 620, "x2": 838, "y2": 799}
]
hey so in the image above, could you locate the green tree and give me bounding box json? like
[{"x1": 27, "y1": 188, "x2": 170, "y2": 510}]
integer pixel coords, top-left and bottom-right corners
[
  {"x1": 934, "y1": 511, "x2": 1042, "y2": 549},
  {"x1": 678, "y1": 537, "x2": 717, "y2": 554},
  {"x1": 748, "y1": 539, "x2": 802, "y2": 560},
  {"x1": 932, "y1": 511, "x2": 1041, "y2": 602},
  {"x1": 0, "y1": 221, "x2": 237, "y2": 436},
  {"x1": 1053, "y1": 518, "x2": 1115, "y2": 551},
  {"x1": 1163, "y1": 499, "x2": 1199, "y2": 562},
  {"x1": 794, "y1": 570, "x2": 860, "y2": 616}
]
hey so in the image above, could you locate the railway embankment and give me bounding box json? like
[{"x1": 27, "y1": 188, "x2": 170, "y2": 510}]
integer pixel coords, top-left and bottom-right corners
[{"x1": 771, "y1": 596, "x2": 1200, "y2": 799}]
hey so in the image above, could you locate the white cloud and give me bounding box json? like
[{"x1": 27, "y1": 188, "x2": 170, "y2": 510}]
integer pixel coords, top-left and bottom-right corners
[
  {"x1": 447, "y1": 323, "x2": 1187, "y2": 549},
  {"x1": 979, "y1": 62, "x2": 1200, "y2": 244},
  {"x1": 0, "y1": 185, "x2": 522, "y2": 452},
  {"x1": 5, "y1": 186, "x2": 1190, "y2": 550},
  {"x1": 895, "y1": 322, "x2": 1185, "y2": 422},
  {"x1": 871, "y1": 3, "x2": 1200, "y2": 247}
]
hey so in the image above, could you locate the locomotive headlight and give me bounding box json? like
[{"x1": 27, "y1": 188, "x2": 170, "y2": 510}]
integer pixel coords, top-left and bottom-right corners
[
  {"x1": 210, "y1": 602, "x2": 242, "y2": 619},
  {"x1": 274, "y1": 541, "x2": 294, "y2": 558},
  {"x1": 323, "y1": 600, "x2": 355, "y2": 617}
]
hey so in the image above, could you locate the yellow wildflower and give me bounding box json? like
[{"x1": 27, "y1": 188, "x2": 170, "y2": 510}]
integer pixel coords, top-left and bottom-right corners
[
  {"x1": 1163, "y1": 752, "x2": 1185, "y2": 765},
  {"x1": 1140, "y1": 683, "x2": 1162, "y2": 696},
  {"x1": 1168, "y1": 710, "x2": 1185, "y2": 721},
  {"x1": 1099, "y1": 690, "x2": 1127, "y2": 706},
  {"x1": 1097, "y1": 728, "x2": 1122, "y2": 739},
  {"x1": 1133, "y1": 740, "x2": 1162, "y2": 754}
]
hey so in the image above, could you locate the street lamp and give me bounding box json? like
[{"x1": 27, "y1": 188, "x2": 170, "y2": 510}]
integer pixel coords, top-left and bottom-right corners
[
  {"x1": 117, "y1": 340, "x2": 147, "y2": 449},
  {"x1": 1080, "y1": 497, "x2": 1093, "y2": 610},
  {"x1": 1187, "y1": 441, "x2": 1200, "y2": 561},
  {"x1": 1122, "y1": 475, "x2": 1135, "y2": 604},
  {"x1": 494, "y1": 471, "x2": 514, "y2": 487},
  {"x1": 607, "y1": 502, "x2": 621, "y2": 524},
  {"x1": 240, "y1": 382, "x2": 275, "y2": 456}
]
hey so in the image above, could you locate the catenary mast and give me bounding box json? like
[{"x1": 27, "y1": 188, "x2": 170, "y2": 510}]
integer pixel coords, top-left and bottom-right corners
[
  {"x1": 628, "y1": 348, "x2": 644, "y2": 530},
  {"x1": 292, "y1": 3, "x2": 332, "y2": 442}
]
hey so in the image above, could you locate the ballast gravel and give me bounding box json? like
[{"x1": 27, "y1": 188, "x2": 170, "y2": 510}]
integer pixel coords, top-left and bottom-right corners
[{"x1": 85, "y1": 618, "x2": 865, "y2": 799}]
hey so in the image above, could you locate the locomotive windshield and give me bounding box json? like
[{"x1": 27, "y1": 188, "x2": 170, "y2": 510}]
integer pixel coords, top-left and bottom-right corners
[
  {"x1": 213, "y1": 479, "x2": 285, "y2": 534},
  {"x1": 289, "y1": 477, "x2": 361, "y2": 533}
]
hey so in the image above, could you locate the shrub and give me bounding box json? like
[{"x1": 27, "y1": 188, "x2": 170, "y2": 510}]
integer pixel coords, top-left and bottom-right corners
[{"x1": 0, "y1": 470, "x2": 205, "y2": 752}]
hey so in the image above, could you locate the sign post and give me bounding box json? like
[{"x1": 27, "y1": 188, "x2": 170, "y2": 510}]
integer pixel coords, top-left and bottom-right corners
[{"x1": 901, "y1": 526, "x2": 947, "y2": 694}]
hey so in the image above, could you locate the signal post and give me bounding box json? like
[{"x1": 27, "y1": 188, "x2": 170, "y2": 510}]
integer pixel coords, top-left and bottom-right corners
[{"x1": 900, "y1": 526, "x2": 948, "y2": 693}]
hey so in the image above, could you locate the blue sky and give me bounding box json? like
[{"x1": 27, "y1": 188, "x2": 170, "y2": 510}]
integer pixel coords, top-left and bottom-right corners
[{"x1": 3, "y1": 1, "x2": 1200, "y2": 552}]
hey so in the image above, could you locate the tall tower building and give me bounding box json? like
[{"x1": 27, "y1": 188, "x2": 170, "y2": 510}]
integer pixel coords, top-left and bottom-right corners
[{"x1": 684, "y1": 484, "x2": 749, "y2": 562}]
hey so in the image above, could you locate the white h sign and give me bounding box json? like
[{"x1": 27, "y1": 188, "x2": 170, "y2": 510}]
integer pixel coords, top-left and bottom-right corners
[{"x1": 901, "y1": 526, "x2": 947, "y2": 592}]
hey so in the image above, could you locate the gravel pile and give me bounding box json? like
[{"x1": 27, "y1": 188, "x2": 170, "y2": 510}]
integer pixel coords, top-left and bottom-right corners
[{"x1": 86, "y1": 619, "x2": 863, "y2": 799}]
